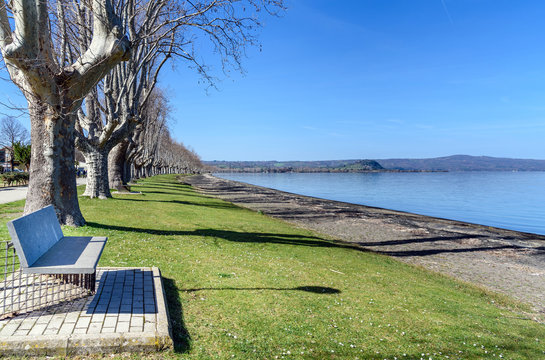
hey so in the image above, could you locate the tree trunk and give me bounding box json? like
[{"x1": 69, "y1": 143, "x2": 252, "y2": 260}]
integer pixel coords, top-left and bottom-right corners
[
  {"x1": 24, "y1": 101, "x2": 85, "y2": 226},
  {"x1": 108, "y1": 141, "x2": 130, "y2": 191},
  {"x1": 123, "y1": 159, "x2": 132, "y2": 184},
  {"x1": 82, "y1": 148, "x2": 111, "y2": 199}
]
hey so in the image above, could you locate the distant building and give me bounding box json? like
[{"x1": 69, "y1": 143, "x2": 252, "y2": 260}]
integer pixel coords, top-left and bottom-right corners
[
  {"x1": 0, "y1": 147, "x2": 12, "y2": 171},
  {"x1": 0, "y1": 147, "x2": 21, "y2": 172}
]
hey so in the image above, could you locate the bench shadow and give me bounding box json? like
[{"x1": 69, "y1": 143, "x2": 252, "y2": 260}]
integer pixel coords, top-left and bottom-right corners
[{"x1": 162, "y1": 277, "x2": 191, "y2": 353}]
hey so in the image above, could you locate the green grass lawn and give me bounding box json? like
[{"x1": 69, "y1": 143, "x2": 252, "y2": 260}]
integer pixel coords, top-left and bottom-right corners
[{"x1": 1, "y1": 174, "x2": 544, "y2": 359}]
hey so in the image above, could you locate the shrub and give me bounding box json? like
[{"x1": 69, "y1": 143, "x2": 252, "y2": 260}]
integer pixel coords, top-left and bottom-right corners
[{"x1": 0, "y1": 172, "x2": 29, "y2": 187}]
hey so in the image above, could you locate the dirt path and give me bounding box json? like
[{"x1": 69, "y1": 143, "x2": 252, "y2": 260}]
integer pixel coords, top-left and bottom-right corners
[{"x1": 183, "y1": 174, "x2": 545, "y2": 318}]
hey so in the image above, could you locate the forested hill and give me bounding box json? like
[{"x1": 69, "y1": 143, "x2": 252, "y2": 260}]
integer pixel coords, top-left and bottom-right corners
[
  {"x1": 378, "y1": 155, "x2": 545, "y2": 171},
  {"x1": 206, "y1": 159, "x2": 384, "y2": 173},
  {"x1": 205, "y1": 155, "x2": 545, "y2": 172}
]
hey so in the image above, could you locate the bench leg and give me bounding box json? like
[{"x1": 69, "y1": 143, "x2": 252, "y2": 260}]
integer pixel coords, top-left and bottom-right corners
[{"x1": 53, "y1": 272, "x2": 96, "y2": 293}]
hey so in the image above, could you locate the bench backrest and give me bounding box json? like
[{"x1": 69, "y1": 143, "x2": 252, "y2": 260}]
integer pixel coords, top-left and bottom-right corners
[{"x1": 6, "y1": 205, "x2": 63, "y2": 268}]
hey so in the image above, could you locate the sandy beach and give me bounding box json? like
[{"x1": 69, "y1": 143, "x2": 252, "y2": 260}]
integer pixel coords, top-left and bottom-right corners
[{"x1": 183, "y1": 174, "x2": 545, "y2": 318}]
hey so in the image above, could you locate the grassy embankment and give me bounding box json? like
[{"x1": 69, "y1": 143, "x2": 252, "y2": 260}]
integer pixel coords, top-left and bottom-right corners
[{"x1": 0, "y1": 174, "x2": 544, "y2": 359}]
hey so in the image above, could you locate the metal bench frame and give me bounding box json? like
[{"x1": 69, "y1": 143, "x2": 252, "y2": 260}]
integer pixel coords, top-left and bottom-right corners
[{"x1": 6, "y1": 205, "x2": 107, "y2": 293}]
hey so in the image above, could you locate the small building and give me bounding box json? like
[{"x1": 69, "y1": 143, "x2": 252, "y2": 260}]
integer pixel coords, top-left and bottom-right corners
[{"x1": 0, "y1": 147, "x2": 13, "y2": 172}]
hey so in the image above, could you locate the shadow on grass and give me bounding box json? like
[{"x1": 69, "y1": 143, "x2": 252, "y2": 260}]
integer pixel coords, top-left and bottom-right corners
[
  {"x1": 133, "y1": 182, "x2": 190, "y2": 191},
  {"x1": 163, "y1": 277, "x2": 191, "y2": 353},
  {"x1": 135, "y1": 190, "x2": 203, "y2": 197},
  {"x1": 357, "y1": 234, "x2": 488, "y2": 247},
  {"x1": 182, "y1": 286, "x2": 341, "y2": 294},
  {"x1": 114, "y1": 198, "x2": 237, "y2": 210},
  {"x1": 86, "y1": 222, "x2": 360, "y2": 250},
  {"x1": 86, "y1": 222, "x2": 544, "y2": 257}
]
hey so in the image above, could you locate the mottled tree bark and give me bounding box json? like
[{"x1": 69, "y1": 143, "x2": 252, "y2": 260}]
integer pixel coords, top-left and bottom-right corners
[
  {"x1": 108, "y1": 140, "x2": 130, "y2": 191},
  {"x1": 26, "y1": 101, "x2": 84, "y2": 225},
  {"x1": 81, "y1": 147, "x2": 112, "y2": 199}
]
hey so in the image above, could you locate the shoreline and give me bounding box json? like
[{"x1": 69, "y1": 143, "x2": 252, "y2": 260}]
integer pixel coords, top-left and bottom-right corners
[
  {"x1": 214, "y1": 172, "x2": 545, "y2": 237},
  {"x1": 182, "y1": 173, "x2": 545, "y2": 317}
]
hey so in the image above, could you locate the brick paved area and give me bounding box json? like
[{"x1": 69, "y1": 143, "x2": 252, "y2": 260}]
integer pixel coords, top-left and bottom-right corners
[{"x1": 0, "y1": 267, "x2": 172, "y2": 356}]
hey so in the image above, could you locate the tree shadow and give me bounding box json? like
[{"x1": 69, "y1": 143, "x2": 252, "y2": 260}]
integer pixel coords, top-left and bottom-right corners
[
  {"x1": 182, "y1": 286, "x2": 341, "y2": 294},
  {"x1": 134, "y1": 182, "x2": 189, "y2": 191},
  {"x1": 378, "y1": 245, "x2": 545, "y2": 257},
  {"x1": 85, "y1": 222, "x2": 352, "y2": 249},
  {"x1": 357, "y1": 234, "x2": 488, "y2": 247},
  {"x1": 113, "y1": 198, "x2": 238, "y2": 210},
  {"x1": 162, "y1": 277, "x2": 191, "y2": 353},
  {"x1": 133, "y1": 190, "x2": 194, "y2": 196},
  {"x1": 86, "y1": 223, "x2": 544, "y2": 258}
]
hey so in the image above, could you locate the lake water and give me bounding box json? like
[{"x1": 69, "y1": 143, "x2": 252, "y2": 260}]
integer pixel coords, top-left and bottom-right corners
[{"x1": 216, "y1": 172, "x2": 545, "y2": 235}]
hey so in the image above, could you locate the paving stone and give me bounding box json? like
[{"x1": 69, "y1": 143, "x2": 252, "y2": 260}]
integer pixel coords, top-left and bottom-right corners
[
  {"x1": 72, "y1": 327, "x2": 87, "y2": 334},
  {"x1": 36, "y1": 314, "x2": 53, "y2": 324},
  {"x1": 58, "y1": 322, "x2": 76, "y2": 335},
  {"x1": 47, "y1": 315, "x2": 65, "y2": 331},
  {"x1": 13, "y1": 329, "x2": 30, "y2": 336},
  {"x1": 28, "y1": 323, "x2": 47, "y2": 336},
  {"x1": 116, "y1": 321, "x2": 130, "y2": 333},
  {"x1": 91, "y1": 313, "x2": 105, "y2": 323},
  {"x1": 18, "y1": 318, "x2": 37, "y2": 330},
  {"x1": 132, "y1": 315, "x2": 144, "y2": 324},
  {"x1": 64, "y1": 312, "x2": 80, "y2": 323},
  {"x1": 87, "y1": 322, "x2": 102, "y2": 334},
  {"x1": 103, "y1": 316, "x2": 118, "y2": 328},
  {"x1": 118, "y1": 313, "x2": 131, "y2": 322},
  {"x1": 75, "y1": 316, "x2": 91, "y2": 329},
  {"x1": 129, "y1": 326, "x2": 143, "y2": 333},
  {"x1": 43, "y1": 327, "x2": 59, "y2": 335},
  {"x1": 0, "y1": 323, "x2": 19, "y2": 336},
  {"x1": 107, "y1": 305, "x2": 120, "y2": 314},
  {"x1": 143, "y1": 322, "x2": 155, "y2": 333}
]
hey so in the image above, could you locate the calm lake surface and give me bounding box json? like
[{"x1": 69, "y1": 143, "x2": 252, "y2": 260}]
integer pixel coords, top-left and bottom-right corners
[{"x1": 216, "y1": 172, "x2": 545, "y2": 235}]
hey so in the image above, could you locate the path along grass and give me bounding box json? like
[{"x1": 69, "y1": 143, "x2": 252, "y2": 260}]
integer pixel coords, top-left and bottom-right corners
[{"x1": 1, "y1": 174, "x2": 544, "y2": 359}]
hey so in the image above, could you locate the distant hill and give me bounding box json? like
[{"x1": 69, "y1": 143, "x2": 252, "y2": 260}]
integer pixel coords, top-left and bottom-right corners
[
  {"x1": 206, "y1": 159, "x2": 384, "y2": 173},
  {"x1": 205, "y1": 155, "x2": 545, "y2": 173},
  {"x1": 377, "y1": 155, "x2": 545, "y2": 171}
]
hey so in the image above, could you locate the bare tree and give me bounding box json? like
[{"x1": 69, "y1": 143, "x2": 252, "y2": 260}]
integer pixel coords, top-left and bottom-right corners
[
  {"x1": 129, "y1": 88, "x2": 169, "y2": 178},
  {"x1": 0, "y1": 116, "x2": 29, "y2": 170},
  {"x1": 0, "y1": 0, "x2": 130, "y2": 225},
  {"x1": 125, "y1": 89, "x2": 204, "y2": 178},
  {"x1": 75, "y1": 0, "x2": 182, "y2": 198},
  {"x1": 104, "y1": 0, "x2": 285, "y2": 192}
]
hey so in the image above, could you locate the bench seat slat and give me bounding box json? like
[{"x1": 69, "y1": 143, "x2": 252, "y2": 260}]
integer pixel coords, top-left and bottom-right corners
[{"x1": 23, "y1": 236, "x2": 107, "y2": 274}]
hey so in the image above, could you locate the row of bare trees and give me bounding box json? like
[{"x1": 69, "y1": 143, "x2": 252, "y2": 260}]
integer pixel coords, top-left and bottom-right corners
[{"x1": 0, "y1": 0, "x2": 284, "y2": 225}]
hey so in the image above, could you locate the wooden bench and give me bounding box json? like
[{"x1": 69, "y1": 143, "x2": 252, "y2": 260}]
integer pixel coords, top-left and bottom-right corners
[{"x1": 6, "y1": 205, "x2": 107, "y2": 292}]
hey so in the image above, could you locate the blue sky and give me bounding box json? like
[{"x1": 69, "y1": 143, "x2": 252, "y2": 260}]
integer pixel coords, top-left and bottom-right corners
[
  {"x1": 162, "y1": 0, "x2": 545, "y2": 161},
  {"x1": 2, "y1": 0, "x2": 545, "y2": 161}
]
